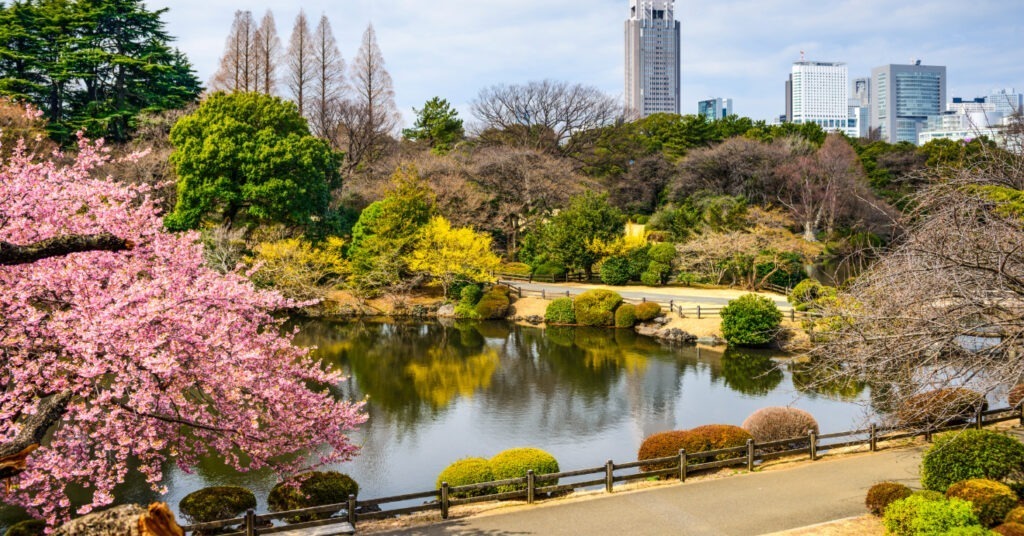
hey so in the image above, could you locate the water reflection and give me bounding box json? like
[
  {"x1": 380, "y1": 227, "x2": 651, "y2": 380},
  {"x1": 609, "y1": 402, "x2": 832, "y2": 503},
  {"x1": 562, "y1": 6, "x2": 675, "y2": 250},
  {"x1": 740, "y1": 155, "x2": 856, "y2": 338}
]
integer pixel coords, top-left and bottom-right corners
[{"x1": 720, "y1": 349, "x2": 784, "y2": 396}]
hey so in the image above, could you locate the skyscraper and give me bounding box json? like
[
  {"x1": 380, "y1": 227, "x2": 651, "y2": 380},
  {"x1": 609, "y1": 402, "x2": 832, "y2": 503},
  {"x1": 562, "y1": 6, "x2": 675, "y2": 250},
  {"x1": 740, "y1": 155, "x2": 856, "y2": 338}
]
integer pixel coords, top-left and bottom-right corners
[
  {"x1": 871, "y1": 62, "x2": 946, "y2": 144},
  {"x1": 698, "y1": 98, "x2": 734, "y2": 121},
  {"x1": 852, "y1": 77, "x2": 871, "y2": 107},
  {"x1": 790, "y1": 61, "x2": 849, "y2": 131},
  {"x1": 625, "y1": 0, "x2": 681, "y2": 117}
]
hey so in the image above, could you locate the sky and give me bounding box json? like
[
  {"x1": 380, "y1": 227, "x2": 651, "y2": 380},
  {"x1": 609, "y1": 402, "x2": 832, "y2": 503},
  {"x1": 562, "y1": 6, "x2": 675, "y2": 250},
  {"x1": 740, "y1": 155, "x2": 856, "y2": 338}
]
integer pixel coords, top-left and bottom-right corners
[{"x1": 158, "y1": 0, "x2": 1024, "y2": 128}]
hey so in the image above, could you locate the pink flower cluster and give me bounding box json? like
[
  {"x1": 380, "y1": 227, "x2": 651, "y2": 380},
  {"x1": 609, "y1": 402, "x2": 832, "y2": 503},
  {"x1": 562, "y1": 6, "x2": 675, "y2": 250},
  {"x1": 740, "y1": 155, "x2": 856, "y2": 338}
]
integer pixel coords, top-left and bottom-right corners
[{"x1": 0, "y1": 136, "x2": 366, "y2": 524}]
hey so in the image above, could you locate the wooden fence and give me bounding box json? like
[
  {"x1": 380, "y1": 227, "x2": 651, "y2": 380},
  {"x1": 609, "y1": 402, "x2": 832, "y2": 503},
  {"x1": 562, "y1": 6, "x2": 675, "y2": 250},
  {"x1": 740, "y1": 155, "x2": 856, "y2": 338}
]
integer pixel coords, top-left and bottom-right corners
[
  {"x1": 499, "y1": 281, "x2": 817, "y2": 321},
  {"x1": 181, "y1": 406, "x2": 1023, "y2": 535},
  {"x1": 495, "y1": 273, "x2": 793, "y2": 296}
]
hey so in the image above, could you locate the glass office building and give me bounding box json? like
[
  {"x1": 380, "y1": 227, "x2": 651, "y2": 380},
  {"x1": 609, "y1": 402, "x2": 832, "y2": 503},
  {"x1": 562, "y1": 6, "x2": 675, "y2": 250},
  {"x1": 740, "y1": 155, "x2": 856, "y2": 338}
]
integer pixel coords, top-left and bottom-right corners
[{"x1": 871, "y1": 62, "x2": 946, "y2": 144}]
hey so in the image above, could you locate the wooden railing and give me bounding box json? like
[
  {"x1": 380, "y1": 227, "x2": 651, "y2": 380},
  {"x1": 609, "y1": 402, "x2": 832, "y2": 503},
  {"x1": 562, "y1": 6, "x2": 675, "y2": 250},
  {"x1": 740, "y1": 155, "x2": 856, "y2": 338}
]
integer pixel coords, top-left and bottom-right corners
[{"x1": 181, "y1": 406, "x2": 1023, "y2": 535}]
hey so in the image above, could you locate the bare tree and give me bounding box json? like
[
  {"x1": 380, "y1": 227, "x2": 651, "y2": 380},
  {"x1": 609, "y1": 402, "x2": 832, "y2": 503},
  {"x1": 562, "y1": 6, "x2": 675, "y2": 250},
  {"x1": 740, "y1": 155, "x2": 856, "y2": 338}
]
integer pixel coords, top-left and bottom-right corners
[
  {"x1": 338, "y1": 24, "x2": 399, "y2": 172},
  {"x1": 309, "y1": 15, "x2": 346, "y2": 141},
  {"x1": 471, "y1": 80, "x2": 621, "y2": 156},
  {"x1": 210, "y1": 10, "x2": 257, "y2": 92},
  {"x1": 284, "y1": 10, "x2": 314, "y2": 115},
  {"x1": 808, "y1": 148, "x2": 1024, "y2": 427},
  {"x1": 777, "y1": 134, "x2": 864, "y2": 241},
  {"x1": 253, "y1": 10, "x2": 281, "y2": 95}
]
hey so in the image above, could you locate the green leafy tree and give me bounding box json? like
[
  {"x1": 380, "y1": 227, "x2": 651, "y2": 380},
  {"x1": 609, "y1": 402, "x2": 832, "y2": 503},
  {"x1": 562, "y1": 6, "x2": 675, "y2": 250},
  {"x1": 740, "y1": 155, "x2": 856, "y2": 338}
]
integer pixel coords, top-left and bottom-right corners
[
  {"x1": 402, "y1": 97, "x2": 464, "y2": 154},
  {"x1": 406, "y1": 216, "x2": 500, "y2": 296},
  {"x1": 165, "y1": 92, "x2": 342, "y2": 231},
  {"x1": 347, "y1": 167, "x2": 436, "y2": 294},
  {"x1": 0, "y1": 0, "x2": 202, "y2": 143},
  {"x1": 539, "y1": 192, "x2": 626, "y2": 279}
]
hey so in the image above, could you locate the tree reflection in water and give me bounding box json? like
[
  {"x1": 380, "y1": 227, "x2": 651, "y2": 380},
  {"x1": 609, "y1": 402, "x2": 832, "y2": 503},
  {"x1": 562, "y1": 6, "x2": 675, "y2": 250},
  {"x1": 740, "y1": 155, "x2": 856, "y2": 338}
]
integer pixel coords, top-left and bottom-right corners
[{"x1": 720, "y1": 349, "x2": 784, "y2": 396}]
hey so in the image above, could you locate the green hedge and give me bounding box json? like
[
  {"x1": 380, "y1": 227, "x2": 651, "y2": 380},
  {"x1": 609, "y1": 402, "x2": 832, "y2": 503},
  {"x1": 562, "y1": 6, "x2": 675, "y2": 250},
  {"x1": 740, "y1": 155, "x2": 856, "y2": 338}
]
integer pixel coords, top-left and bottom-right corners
[
  {"x1": 533, "y1": 261, "x2": 567, "y2": 278},
  {"x1": 268, "y1": 471, "x2": 359, "y2": 523},
  {"x1": 720, "y1": 294, "x2": 783, "y2": 346},
  {"x1": 475, "y1": 286, "x2": 511, "y2": 320},
  {"x1": 600, "y1": 256, "x2": 632, "y2": 286},
  {"x1": 180, "y1": 486, "x2": 257, "y2": 524},
  {"x1": 574, "y1": 289, "x2": 623, "y2": 327},
  {"x1": 615, "y1": 304, "x2": 637, "y2": 328},
  {"x1": 489, "y1": 448, "x2": 560, "y2": 493},
  {"x1": 436, "y1": 457, "x2": 495, "y2": 498},
  {"x1": 921, "y1": 430, "x2": 1024, "y2": 492},
  {"x1": 545, "y1": 297, "x2": 576, "y2": 325}
]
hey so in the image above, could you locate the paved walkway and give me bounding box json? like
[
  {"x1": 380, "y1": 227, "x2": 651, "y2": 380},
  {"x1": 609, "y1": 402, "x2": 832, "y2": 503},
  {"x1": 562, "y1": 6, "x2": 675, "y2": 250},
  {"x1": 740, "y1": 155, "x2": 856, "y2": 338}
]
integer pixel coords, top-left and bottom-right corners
[
  {"x1": 374, "y1": 447, "x2": 924, "y2": 536},
  {"x1": 500, "y1": 281, "x2": 791, "y2": 309}
]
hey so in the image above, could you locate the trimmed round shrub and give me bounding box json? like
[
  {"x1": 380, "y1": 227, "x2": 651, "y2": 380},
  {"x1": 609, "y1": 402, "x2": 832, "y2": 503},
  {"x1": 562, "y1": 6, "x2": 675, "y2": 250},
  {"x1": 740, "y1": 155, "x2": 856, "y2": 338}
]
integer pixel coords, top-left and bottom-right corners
[
  {"x1": 638, "y1": 431, "x2": 698, "y2": 472},
  {"x1": 946, "y1": 479, "x2": 1018, "y2": 527},
  {"x1": 545, "y1": 297, "x2": 576, "y2": 325},
  {"x1": 741, "y1": 407, "x2": 819, "y2": 451},
  {"x1": 640, "y1": 269, "x2": 662, "y2": 287},
  {"x1": 180, "y1": 486, "x2": 257, "y2": 524},
  {"x1": 533, "y1": 261, "x2": 567, "y2": 279},
  {"x1": 600, "y1": 256, "x2": 632, "y2": 286},
  {"x1": 1006, "y1": 507, "x2": 1024, "y2": 524},
  {"x1": 996, "y1": 523, "x2": 1024, "y2": 536},
  {"x1": 866, "y1": 482, "x2": 913, "y2": 516},
  {"x1": 648, "y1": 242, "x2": 676, "y2": 265},
  {"x1": 475, "y1": 287, "x2": 511, "y2": 320},
  {"x1": 720, "y1": 294, "x2": 783, "y2": 346},
  {"x1": 499, "y1": 262, "x2": 533, "y2": 277},
  {"x1": 883, "y1": 495, "x2": 982, "y2": 536},
  {"x1": 268, "y1": 471, "x2": 359, "y2": 523},
  {"x1": 688, "y1": 425, "x2": 752, "y2": 460},
  {"x1": 897, "y1": 387, "x2": 988, "y2": 427},
  {"x1": 1009, "y1": 384, "x2": 1024, "y2": 408},
  {"x1": 787, "y1": 280, "x2": 837, "y2": 312},
  {"x1": 436, "y1": 457, "x2": 495, "y2": 498},
  {"x1": 5, "y1": 520, "x2": 46, "y2": 536},
  {"x1": 460, "y1": 284, "x2": 483, "y2": 306},
  {"x1": 615, "y1": 304, "x2": 637, "y2": 328},
  {"x1": 913, "y1": 490, "x2": 948, "y2": 502},
  {"x1": 574, "y1": 289, "x2": 623, "y2": 327},
  {"x1": 635, "y1": 302, "x2": 662, "y2": 322},
  {"x1": 489, "y1": 448, "x2": 560, "y2": 493},
  {"x1": 921, "y1": 429, "x2": 1024, "y2": 492}
]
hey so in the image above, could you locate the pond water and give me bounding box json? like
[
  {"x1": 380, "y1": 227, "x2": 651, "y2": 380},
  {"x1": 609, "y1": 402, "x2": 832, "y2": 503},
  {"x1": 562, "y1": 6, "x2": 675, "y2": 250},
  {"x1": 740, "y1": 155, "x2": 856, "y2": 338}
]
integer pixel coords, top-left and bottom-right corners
[{"x1": 0, "y1": 320, "x2": 871, "y2": 525}]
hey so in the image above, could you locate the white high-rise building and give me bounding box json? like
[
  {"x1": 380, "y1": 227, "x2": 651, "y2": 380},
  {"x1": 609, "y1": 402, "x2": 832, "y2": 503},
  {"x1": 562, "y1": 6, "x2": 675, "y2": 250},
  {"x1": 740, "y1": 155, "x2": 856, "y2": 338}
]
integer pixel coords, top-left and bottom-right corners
[
  {"x1": 625, "y1": 0, "x2": 681, "y2": 117},
  {"x1": 790, "y1": 60, "x2": 849, "y2": 131}
]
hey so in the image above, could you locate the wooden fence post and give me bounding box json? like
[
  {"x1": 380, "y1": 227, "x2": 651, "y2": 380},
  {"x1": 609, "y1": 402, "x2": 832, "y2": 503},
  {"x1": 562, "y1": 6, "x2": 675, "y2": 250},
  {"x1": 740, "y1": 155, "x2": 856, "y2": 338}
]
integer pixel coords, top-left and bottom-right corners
[
  {"x1": 669, "y1": 300, "x2": 674, "y2": 313},
  {"x1": 976, "y1": 407, "x2": 983, "y2": 430},
  {"x1": 870, "y1": 423, "x2": 877, "y2": 452},
  {"x1": 1019, "y1": 407, "x2": 1023, "y2": 426},
  {"x1": 541, "y1": 289, "x2": 545, "y2": 300},
  {"x1": 746, "y1": 439, "x2": 754, "y2": 472},
  {"x1": 244, "y1": 509, "x2": 255, "y2": 536},
  {"x1": 791, "y1": 309, "x2": 795, "y2": 321},
  {"x1": 924, "y1": 428, "x2": 932, "y2": 443},
  {"x1": 348, "y1": 494, "x2": 357, "y2": 526},
  {"x1": 566, "y1": 290, "x2": 570, "y2": 297},
  {"x1": 440, "y1": 483, "x2": 449, "y2": 519},
  {"x1": 809, "y1": 432, "x2": 817, "y2": 461},
  {"x1": 642, "y1": 297, "x2": 647, "y2": 303},
  {"x1": 605, "y1": 460, "x2": 614, "y2": 493},
  {"x1": 527, "y1": 470, "x2": 536, "y2": 504},
  {"x1": 697, "y1": 305, "x2": 702, "y2": 319},
  {"x1": 678, "y1": 449, "x2": 687, "y2": 482}
]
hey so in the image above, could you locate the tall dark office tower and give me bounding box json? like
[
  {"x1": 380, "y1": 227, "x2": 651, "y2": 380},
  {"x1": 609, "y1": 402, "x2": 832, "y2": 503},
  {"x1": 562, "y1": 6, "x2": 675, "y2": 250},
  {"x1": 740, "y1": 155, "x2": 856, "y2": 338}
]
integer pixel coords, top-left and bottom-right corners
[{"x1": 625, "y1": 0, "x2": 681, "y2": 117}]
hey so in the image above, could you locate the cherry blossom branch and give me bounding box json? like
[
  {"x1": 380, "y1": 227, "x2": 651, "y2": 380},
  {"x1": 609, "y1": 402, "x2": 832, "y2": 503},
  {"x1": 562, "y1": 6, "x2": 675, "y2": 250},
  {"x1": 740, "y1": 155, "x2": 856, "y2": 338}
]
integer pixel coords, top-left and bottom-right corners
[
  {"x1": 0, "y1": 234, "x2": 133, "y2": 266},
  {"x1": 0, "y1": 391, "x2": 72, "y2": 480}
]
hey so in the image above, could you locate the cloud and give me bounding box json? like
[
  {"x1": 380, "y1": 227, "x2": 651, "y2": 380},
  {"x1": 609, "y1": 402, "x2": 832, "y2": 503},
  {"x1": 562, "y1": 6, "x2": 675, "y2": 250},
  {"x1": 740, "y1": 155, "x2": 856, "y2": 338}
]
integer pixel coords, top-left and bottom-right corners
[{"x1": 159, "y1": 0, "x2": 1023, "y2": 122}]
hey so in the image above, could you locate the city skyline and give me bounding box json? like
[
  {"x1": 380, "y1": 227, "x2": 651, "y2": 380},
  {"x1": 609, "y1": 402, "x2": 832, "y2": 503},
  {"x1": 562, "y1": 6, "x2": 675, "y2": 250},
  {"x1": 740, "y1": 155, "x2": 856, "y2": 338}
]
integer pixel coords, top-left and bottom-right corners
[{"x1": 158, "y1": 0, "x2": 1024, "y2": 127}]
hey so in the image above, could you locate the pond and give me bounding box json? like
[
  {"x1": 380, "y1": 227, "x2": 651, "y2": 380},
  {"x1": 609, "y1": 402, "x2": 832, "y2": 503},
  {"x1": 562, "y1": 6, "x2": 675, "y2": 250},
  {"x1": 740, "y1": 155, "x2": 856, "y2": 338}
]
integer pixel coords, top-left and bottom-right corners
[{"x1": 0, "y1": 320, "x2": 871, "y2": 526}]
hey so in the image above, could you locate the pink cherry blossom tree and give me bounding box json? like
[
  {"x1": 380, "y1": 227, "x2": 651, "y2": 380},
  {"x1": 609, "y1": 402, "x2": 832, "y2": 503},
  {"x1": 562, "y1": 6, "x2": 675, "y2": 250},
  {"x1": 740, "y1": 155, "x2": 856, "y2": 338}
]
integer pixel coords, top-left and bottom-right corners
[{"x1": 0, "y1": 134, "x2": 366, "y2": 525}]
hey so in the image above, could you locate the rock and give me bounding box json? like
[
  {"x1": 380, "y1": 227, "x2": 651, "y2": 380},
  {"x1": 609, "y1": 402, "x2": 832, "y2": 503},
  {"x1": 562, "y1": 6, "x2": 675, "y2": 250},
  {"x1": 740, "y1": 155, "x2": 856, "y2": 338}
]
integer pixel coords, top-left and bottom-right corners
[
  {"x1": 524, "y1": 315, "x2": 544, "y2": 325},
  {"x1": 696, "y1": 336, "x2": 726, "y2": 346},
  {"x1": 55, "y1": 503, "x2": 183, "y2": 536},
  {"x1": 635, "y1": 323, "x2": 697, "y2": 343},
  {"x1": 436, "y1": 303, "x2": 456, "y2": 318},
  {"x1": 652, "y1": 316, "x2": 670, "y2": 325}
]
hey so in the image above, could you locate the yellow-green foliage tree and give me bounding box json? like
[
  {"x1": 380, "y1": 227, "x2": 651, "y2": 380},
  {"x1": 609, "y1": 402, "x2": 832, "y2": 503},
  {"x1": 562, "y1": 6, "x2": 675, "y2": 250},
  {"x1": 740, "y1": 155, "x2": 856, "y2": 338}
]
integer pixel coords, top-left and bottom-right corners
[
  {"x1": 407, "y1": 216, "x2": 501, "y2": 296},
  {"x1": 248, "y1": 237, "x2": 348, "y2": 302}
]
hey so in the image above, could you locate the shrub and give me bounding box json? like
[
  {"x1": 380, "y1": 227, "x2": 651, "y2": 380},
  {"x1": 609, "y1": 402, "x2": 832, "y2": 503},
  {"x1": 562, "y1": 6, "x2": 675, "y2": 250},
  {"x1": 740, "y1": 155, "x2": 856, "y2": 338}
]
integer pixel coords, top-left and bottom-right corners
[
  {"x1": 996, "y1": 523, "x2": 1024, "y2": 536},
  {"x1": 883, "y1": 495, "x2": 981, "y2": 536},
  {"x1": 741, "y1": 407, "x2": 819, "y2": 451},
  {"x1": 640, "y1": 269, "x2": 662, "y2": 287},
  {"x1": 897, "y1": 388, "x2": 988, "y2": 427},
  {"x1": 913, "y1": 490, "x2": 948, "y2": 502},
  {"x1": 615, "y1": 304, "x2": 637, "y2": 328},
  {"x1": 1009, "y1": 384, "x2": 1024, "y2": 408},
  {"x1": 648, "y1": 242, "x2": 676, "y2": 265},
  {"x1": 787, "y1": 280, "x2": 837, "y2": 312},
  {"x1": 179, "y1": 486, "x2": 257, "y2": 524},
  {"x1": 637, "y1": 431, "x2": 698, "y2": 472},
  {"x1": 268, "y1": 471, "x2": 359, "y2": 523},
  {"x1": 1007, "y1": 507, "x2": 1024, "y2": 524},
  {"x1": 5, "y1": 520, "x2": 46, "y2": 536},
  {"x1": 533, "y1": 261, "x2": 567, "y2": 279},
  {"x1": 436, "y1": 457, "x2": 495, "y2": 498},
  {"x1": 688, "y1": 424, "x2": 752, "y2": 460},
  {"x1": 866, "y1": 482, "x2": 914, "y2": 516},
  {"x1": 489, "y1": 448, "x2": 560, "y2": 493},
  {"x1": 921, "y1": 430, "x2": 1024, "y2": 492},
  {"x1": 946, "y1": 479, "x2": 1018, "y2": 527},
  {"x1": 574, "y1": 289, "x2": 623, "y2": 327},
  {"x1": 720, "y1": 294, "x2": 783, "y2": 346},
  {"x1": 475, "y1": 287, "x2": 511, "y2": 320},
  {"x1": 461, "y1": 285, "x2": 483, "y2": 306},
  {"x1": 499, "y1": 262, "x2": 533, "y2": 277},
  {"x1": 635, "y1": 302, "x2": 662, "y2": 322},
  {"x1": 545, "y1": 298, "x2": 576, "y2": 325},
  {"x1": 600, "y1": 256, "x2": 633, "y2": 286}
]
